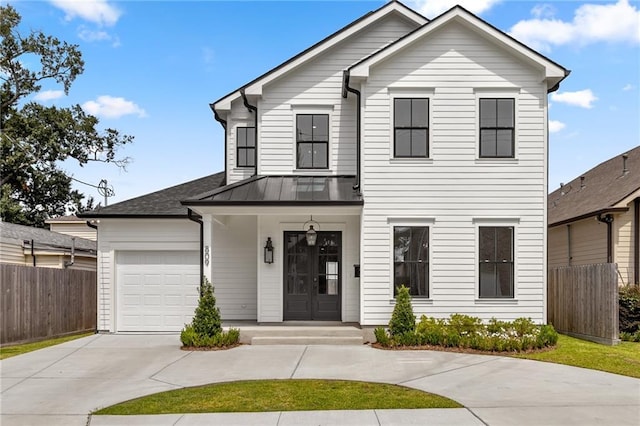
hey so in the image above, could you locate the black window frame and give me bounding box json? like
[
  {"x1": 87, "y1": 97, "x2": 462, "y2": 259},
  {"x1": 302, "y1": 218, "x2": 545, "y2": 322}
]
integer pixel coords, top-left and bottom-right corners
[
  {"x1": 479, "y1": 98, "x2": 515, "y2": 158},
  {"x1": 393, "y1": 98, "x2": 429, "y2": 158},
  {"x1": 296, "y1": 114, "x2": 329, "y2": 169},
  {"x1": 236, "y1": 126, "x2": 256, "y2": 168},
  {"x1": 393, "y1": 226, "x2": 429, "y2": 298},
  {"x1": 478, "y1": 226, "x2": 514, "y2": 298}
]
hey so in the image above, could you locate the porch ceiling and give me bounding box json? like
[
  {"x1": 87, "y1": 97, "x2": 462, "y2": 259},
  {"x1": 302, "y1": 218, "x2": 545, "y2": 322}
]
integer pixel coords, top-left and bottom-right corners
[{"x1": 181, "y1": 175, "x2": 363, "y2": 207}]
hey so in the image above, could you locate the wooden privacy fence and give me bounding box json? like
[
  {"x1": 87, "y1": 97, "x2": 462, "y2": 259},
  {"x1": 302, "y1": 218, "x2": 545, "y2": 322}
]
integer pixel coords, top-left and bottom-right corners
[
  {"x1": 0, "y1": 264, "x2": 96, "y2": 345},
  {"x1": 548, "y1": 263, "x2": 619, "y2": 345}
]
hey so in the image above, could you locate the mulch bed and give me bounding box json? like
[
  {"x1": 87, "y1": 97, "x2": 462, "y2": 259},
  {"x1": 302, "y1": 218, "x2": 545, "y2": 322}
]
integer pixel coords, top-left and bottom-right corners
[
  {"x1": 181, "y1": 343, "x2": 242, "y2": 351},
  {"x1": 370, "y1": 342, "x2": 556, "y2": 355}
]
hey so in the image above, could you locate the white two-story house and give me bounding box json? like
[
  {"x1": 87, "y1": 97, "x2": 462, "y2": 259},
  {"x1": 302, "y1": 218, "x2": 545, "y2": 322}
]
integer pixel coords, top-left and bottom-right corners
[{"x1": 82, "y1": 1, "x2": 569, "y2": 333}]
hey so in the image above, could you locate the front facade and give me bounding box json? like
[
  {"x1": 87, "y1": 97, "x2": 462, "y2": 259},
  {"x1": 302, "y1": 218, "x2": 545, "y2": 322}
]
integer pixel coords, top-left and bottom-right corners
[
  {"x1": 548, "y1": 147, "x2": 640, "y2": 285},
  {"x1": 84, "y1": 2, "x2": 568, "y2": 332}
]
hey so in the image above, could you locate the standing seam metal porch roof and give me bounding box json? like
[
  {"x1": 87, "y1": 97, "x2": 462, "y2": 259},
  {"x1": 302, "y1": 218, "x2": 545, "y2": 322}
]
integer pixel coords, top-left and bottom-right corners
[{"x1": 181, "y1": 175, "x2": 363, "y2": 206}]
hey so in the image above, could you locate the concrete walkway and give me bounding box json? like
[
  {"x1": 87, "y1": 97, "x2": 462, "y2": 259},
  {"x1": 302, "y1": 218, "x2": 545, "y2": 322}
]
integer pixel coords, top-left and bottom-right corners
[{"x1": 1, "y1": 334, "x2": 638, "y2": 425}]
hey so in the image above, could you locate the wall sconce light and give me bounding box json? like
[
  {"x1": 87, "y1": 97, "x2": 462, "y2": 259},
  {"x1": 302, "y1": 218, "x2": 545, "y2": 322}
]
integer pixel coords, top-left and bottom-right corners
[
  {"x1": 304, "y1": 216, "x2": 319, "y2": 246},
  {"x1": 264, "y1": 237, "x2": 274, "y2": 264}
]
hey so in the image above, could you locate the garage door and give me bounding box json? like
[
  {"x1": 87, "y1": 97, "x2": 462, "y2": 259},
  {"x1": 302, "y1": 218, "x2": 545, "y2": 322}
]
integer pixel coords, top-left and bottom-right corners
[{"x1": 117, "y1": 251, "x2": 200, "y2": 332}]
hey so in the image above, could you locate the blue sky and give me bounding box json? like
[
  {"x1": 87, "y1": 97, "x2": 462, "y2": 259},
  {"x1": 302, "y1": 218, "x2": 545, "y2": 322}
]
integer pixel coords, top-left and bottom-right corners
[{"x1": 8, "y1": 0, "x2": 640, "y2": 205}]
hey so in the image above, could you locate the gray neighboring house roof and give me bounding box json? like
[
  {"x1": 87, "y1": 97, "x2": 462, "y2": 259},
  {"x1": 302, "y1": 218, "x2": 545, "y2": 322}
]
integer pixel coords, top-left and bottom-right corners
[
  {"x1": 182, "y1": 175, "x2": 363, "y2": 206},
  {"x1": 78, "y1": 172, "x2": 225, "y2": 218},
  {"x1": 548, "y1": 146, "x2": 640, "y2": 227},
  {"x1": 0, "y1": 222, "x2": 96, "y2": 252}
]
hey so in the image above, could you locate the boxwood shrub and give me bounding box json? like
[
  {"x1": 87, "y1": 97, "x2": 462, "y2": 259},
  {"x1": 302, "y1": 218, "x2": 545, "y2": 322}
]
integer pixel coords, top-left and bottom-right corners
[{"x1": 375, "y1": 314, "x2": 558, "y2": 352}]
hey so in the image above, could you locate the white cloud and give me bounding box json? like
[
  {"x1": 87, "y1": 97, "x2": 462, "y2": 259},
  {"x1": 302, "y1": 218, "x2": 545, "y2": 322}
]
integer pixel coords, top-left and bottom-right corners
[
  {"x1": 510, "y1": 0, "x2": 640, "y2": 51},
  {"x1": 550, "y1": 89, "x2": 598, "y2": 109},
  {"x1": 406, "y1": 0, "x2": 501, "y2": 17},
  {"x1": 33, "y1": 90, "x2": 64, "y2": 102},
  {"x1": 549, "y1": 120, "x2": 566, "y2": 133},
  {"x1": 623, "y1": 84, "x2": 636, "y2": 91},
  {"x1": 531, "y1": 4, "x2": 556, "y2": 19},
  {"x1": 49, "y1": 0, "x2": 121, "y2": 26},
  {"x1": 78, "y1": 27, "x2": 110, "y2": 42},
  {"x1": 82, "y1": 96, "x2": 147, "y2": 119}
]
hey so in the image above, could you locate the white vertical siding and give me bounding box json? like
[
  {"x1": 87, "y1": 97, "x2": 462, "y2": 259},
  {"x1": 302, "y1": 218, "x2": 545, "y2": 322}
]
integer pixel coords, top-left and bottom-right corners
[
  {"x1": 211, "y1": 216, "x2": 258, "y2": 319},
  {"x1": 224, "y1": 15, "x2": 419, "y2": 184},
  {"x1": 360, "y1": 22, "x2": 549, "y2": 324},
  {"x1": 96, "y1": 219, "x2": 200, "y2": 332}
]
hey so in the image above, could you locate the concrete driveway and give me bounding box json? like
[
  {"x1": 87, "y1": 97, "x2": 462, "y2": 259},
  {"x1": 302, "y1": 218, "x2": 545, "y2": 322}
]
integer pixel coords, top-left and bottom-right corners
[{"x1": 1, "y1": 334, "x2": 638, "y2": 425}]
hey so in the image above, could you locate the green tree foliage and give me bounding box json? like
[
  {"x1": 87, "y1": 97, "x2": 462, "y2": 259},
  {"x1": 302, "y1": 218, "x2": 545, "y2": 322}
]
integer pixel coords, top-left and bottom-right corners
[
  {"x1": 192, "y1": 277, "x2": 222, "y2": 337},
  {"x1": 0, "y1": 5, "x2": 133, "y2": 227},
  {"x1": 388, "y1": 285, "x2": 416, "y2": 337}
]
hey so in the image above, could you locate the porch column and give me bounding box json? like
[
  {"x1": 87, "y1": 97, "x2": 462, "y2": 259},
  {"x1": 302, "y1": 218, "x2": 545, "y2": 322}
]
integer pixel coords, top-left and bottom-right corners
[{"x1": 203, "y1": 214, "x2": 214, "y2": 283}]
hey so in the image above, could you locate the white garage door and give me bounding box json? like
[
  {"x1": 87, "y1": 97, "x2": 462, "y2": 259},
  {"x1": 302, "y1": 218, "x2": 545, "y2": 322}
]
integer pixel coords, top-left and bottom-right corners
[{"x1": 117, "y1": 251, "x2": 200, "y2": 332}]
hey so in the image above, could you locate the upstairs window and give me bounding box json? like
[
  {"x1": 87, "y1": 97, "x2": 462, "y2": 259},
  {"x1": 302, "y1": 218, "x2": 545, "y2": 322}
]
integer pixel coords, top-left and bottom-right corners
[
  {"x1": 479, "y1": 226, "x2": 514, "y2": 298},
  {"x1": 296, "y1": 114, "x2": 328, "y2": 169},
  {"x1": 394, "y1": 98, "x2": 429, "y2": 158},
  {"x1": 393, "y1": 226, "x2": 429, "y2": 297},
  {"x1": 236, "y1": 127, "x2": 255, "y2": 168},
  {"x1": 479, "y1": 98, "x2": 514, "y2": 158}
]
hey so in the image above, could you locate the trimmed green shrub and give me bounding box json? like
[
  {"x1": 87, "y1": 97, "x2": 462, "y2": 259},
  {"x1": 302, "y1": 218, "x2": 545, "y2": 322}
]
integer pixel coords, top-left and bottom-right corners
[
  {"x1": 192, "y1": 277, "x2": 222, "y2": 337},
  {"x1": 377, "y1": 312, "x2": 559, "y2": 352},
  {"x1": 619, "y1": 284, "x2": 640, "y2": 334},
  {"x1": 180, "y1": 277, "x2": 239, "y2": 348},
  {"x1": 374, "y1": 327, "x2": 391, "y2": 347},
  {"x1": 389, "y1": 285, "x2": 416, "y2": 337}
]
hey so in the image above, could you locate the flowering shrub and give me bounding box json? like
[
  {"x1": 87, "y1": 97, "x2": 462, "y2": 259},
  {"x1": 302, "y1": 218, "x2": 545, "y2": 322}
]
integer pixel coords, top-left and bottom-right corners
[{"x1": 376, "y1": 314, "x2": 558, "y2": 352}]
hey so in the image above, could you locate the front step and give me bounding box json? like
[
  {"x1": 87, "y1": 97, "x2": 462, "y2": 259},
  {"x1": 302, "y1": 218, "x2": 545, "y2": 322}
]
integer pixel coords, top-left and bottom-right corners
[{"x1": 235, "y1": 326, "x2": 366, "y2": 345}]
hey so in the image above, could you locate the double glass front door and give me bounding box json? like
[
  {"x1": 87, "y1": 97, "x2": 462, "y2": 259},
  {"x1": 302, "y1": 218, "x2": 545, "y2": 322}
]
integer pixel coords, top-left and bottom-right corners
[{"x1": 283, "y1": 231, "x2": 341, "y2": 321}]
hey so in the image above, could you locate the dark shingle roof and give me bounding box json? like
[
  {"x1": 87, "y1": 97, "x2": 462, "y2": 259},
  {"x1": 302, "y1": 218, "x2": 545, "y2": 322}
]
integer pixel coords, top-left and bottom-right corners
[
  {"x1": 548, "y1": 146, "x2": 640, "y2": 226},
  {"x1": 0, "y1": 222, "x2": 96, "y2": 252},
  {"x1": 79, "y1": 172, "x2": 225, "y2": 218},
  {"x1": 182, "y1": 175, "x2": 363, "y2": 206}
]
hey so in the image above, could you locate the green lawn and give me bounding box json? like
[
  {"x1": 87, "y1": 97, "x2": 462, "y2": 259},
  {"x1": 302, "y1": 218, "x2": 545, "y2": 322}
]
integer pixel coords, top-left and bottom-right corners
[
  {"x1": 0, "y1": 333, "x2": 94, "y2": 360},
  {"x1": 514, "y1": 335, "x2": 640, "y2": 378},
  {"x1": 94, "y1": 379, "x2": 462, "y2": 415}
]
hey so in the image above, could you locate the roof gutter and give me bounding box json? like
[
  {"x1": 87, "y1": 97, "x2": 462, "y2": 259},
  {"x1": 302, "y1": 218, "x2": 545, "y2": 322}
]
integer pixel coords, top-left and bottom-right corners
[
  {"x1": 240, "y1": 89, "x2": 258, "y2": 177},
  {"x1": 549, "y1": 207, "x2": 628, "y2": 228},
  {"x1": 187, "y1": 208, "x2": 204, "y2": 293},
  {"x1": 342, "y1": 70, "x2": 361, "y2": 195},
  {"x1": 548, "y1": 70, "x2": 571, "y2": 93},
  {"x1": 210, "y1": 103, "x2": 228, "y2": 183}
]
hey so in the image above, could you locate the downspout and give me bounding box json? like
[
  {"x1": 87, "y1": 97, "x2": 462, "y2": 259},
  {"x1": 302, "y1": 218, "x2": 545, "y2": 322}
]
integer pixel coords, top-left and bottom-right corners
[
  {"x1": 567, "y1": 224, "x2": 572, "y2": 266},
  {"x1": 64, "y1": 238, "x2": 76, "y2": 268},
  {"x1": 210, "y1": 104, "x2": 228, "y2": 182},
  {"x1": 86, "y1": 221, "x2": 98, "y2": 230},
  {"x1": 597, "y1": 214, "x2": 614, "y2": 263},
  {"x1": 30, "y1": 239, "x2": 36, "y2": 266},
  {"x1": 187, "y1": 208, "x2": 204, "y2": 294},
  {"x1": 240, "y1": 89, "x2": 258, "y2": 177},
  {"x1": 342, "y1": 70, "x2": 361, "y2": 194},
  {"x1": 634, "y1": 198, "x2": 639, "y2": 285}
]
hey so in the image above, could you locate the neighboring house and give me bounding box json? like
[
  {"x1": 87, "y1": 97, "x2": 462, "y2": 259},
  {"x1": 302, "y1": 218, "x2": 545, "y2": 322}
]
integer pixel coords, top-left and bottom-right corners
[
  {"x1": 548, "y1": 146, "x2": 640, "y2": 285},
  {"x1": 0, "y1": 221, "x2": 97, "y2": 271},
  {"x1": 81, "y1": 2, "x2": 568, "y2": 332},
  {"x1": 46, "y1": 215, "x2": 97, "y2": 241}
]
